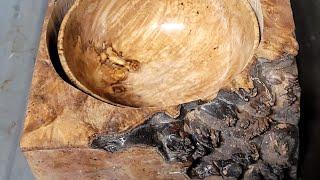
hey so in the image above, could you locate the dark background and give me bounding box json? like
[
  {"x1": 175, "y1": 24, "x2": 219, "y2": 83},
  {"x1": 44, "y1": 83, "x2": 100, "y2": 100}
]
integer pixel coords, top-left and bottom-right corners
[{"x1": 291, "y1": 0, "x2": 320, "y2": 179}]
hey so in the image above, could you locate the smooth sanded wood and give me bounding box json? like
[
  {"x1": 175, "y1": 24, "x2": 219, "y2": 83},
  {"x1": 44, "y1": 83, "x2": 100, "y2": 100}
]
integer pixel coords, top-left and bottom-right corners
[
  {"x1": 58, "y1": 0, "x2": 260, "y2": 107},
  {"x1": 21, "y1": 0, "x2": 300, "y2": 179}
]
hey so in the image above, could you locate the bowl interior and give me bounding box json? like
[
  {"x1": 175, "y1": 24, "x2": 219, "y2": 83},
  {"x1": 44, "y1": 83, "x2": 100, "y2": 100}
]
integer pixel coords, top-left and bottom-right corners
[{"x1": 58, "y1": 0, "x2": 259, "y2": 107}]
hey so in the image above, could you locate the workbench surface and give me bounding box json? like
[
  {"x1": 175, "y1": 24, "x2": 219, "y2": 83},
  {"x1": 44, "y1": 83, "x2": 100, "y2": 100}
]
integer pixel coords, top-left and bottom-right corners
[{"x1": 0, "y1": 0, "x2": 47, "y2": 179}]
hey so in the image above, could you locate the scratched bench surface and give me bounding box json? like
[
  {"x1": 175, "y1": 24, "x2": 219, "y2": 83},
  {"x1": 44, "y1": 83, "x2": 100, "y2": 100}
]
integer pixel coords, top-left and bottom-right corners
[{"x1": 0, "y1": 0, "x2": 47, "y2": 179}]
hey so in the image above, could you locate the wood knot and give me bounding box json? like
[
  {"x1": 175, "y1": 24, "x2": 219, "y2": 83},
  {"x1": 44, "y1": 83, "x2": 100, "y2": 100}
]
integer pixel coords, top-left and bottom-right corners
[
  {"x1": 112, "y1": 84, "x2": 126, "y2": 94},
  {"x1": 98, "y1": 43, "x2": 141, "y2": 72}
]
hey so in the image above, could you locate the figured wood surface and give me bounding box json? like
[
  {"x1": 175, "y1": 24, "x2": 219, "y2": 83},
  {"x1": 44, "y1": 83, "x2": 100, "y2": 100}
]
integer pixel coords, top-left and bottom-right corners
[
  {"x1": 58, "y1": 0, "x2": 260, "y2": 107},
  {"x1": 21, "y1": 0, "x2": 300, "y2": 179},
  {"x1": 256, "y1": 0, "x2": 299, "y2": 60},
  {"x1": 24, "y1": 148, "x2": 189, "y2": 180}
]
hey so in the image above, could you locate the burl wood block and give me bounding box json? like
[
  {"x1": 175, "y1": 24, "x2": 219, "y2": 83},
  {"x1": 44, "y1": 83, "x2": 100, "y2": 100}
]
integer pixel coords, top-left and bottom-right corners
[{"x1": 21, "y1": 0, "x2": 300, "y2": 179}]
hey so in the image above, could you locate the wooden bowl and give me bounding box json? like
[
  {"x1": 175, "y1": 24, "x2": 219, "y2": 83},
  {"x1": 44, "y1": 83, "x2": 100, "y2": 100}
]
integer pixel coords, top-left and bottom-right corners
[{"x1": 58, "y1": 0, "x2": 260, "y2": 108}]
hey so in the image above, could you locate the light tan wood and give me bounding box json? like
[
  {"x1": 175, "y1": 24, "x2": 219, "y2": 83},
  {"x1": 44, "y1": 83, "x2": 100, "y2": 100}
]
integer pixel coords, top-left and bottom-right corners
[
  {"x1": 24, "y1": 148, "x2": 188, "y2": 180},
  {"x1": 256, "y1": 0, "x2": 299, "y2": 60},
  {"x1": 21, "y1": 0, "x2": 300, "y2": 179},
  {"x1": 58, "y1": 0, "x2": 260, "y2": 108}
]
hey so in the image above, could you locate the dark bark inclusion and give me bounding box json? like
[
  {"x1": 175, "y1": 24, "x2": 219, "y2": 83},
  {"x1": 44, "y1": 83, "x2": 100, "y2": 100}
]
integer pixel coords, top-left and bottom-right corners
[{"x1": 90, "y1": 56, "x2": 300, "y2": 179}]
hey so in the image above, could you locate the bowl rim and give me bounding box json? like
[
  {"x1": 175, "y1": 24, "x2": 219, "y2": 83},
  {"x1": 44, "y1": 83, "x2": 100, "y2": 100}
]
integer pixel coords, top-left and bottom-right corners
[{"x1": 57, "y1": 0, "x2": 261, "y2": 108}]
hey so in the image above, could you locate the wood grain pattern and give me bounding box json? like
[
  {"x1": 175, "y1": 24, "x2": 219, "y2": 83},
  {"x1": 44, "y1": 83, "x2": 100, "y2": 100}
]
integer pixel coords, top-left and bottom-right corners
[
  {"x1": 58, "y1": 0, "x2": 260, "y2": 107},
  {"x1": 20, "y1": 0, "x2": 300, "y2": 179},
  {"x1": 24, "y1": 148, "x2": 189, "y2": 180},
  {"x1": 21, "y1": 0, "x2": 181, "y2": 152},
  {"x1": 256, "y1": 0, "x2": 299, "y2": 60}
]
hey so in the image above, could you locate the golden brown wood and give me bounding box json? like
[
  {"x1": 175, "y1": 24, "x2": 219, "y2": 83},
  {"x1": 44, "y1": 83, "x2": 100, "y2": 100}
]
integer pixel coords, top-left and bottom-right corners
[
  {"x1": 256, "y1": 0, "x2": 299, "y2": 60},
  {"x1": 24, "y1": 148, "x2": 188, "y2": 180},
  {"x1": 58, "y1": 0, "x2": 260, "y2": 107},
  {"x1": 21, "y1": 0, "x2": 300, "y2": 179}
]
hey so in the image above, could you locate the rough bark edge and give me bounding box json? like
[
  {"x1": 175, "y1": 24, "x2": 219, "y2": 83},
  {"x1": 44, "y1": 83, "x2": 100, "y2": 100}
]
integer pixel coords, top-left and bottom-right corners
[
  {"x1": 91, "y1": 56, "x2": 300, "y2": 179},
  {"x1": 19, "y1": 1, "x2": 299, "y2": 179}
]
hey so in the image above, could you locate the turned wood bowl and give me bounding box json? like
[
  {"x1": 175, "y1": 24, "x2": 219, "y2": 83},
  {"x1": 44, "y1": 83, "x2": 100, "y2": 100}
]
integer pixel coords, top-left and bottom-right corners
[{"x1": 58, "y1": 0, "x2": 260, "y2": 108}]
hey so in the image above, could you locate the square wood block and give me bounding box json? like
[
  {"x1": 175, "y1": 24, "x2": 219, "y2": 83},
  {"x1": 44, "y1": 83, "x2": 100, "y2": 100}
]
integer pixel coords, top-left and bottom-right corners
[{"x1": 21, "y1": 0, "x2": 300, "y2": 179}]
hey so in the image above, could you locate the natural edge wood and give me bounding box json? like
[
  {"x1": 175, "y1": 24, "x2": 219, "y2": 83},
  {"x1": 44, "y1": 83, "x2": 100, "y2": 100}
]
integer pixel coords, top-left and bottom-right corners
[{"x1": 21, "y1": 0, "x2": 300, "y2": 179}]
